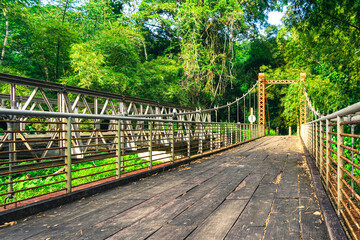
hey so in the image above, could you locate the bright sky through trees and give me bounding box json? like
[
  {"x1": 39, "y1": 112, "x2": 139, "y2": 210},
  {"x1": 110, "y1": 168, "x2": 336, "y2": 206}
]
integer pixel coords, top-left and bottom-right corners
[{"x1": 268, "y1": 10, "x2": 284, "y2": 25}]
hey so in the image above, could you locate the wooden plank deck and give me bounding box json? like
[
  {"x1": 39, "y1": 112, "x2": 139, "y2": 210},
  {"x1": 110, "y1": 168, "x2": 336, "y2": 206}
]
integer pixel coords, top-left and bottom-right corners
[{"x1": 0, "y1": 136, "x2": 330, "y2": 240}]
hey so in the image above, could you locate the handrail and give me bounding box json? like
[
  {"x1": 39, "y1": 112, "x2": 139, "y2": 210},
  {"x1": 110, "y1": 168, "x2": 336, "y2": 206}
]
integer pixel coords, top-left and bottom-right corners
[
  {"x1": 307, "y1": 101, "x2": 360, "y2": 123},
  {"x1": 301, "y1": 101, "x2": 360, "y2": 239},
  {"x1": 0, "y1": 108, "x2": 254, "y2": 125}
]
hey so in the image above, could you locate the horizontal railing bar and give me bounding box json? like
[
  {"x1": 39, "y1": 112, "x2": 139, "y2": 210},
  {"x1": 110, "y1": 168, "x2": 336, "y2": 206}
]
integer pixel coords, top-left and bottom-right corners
[
  {"x1": 307, "y1": 101, "x2": 360, "y2": 123},
  {"x1": 0, "y1": 108, "x2": 256, "y2": 125}
]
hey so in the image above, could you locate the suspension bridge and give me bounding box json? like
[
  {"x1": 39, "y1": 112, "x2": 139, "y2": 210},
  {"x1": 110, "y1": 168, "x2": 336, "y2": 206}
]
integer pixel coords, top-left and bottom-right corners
[{"x1": 0, "y1": 72, "x2": 358, "y2": 239}]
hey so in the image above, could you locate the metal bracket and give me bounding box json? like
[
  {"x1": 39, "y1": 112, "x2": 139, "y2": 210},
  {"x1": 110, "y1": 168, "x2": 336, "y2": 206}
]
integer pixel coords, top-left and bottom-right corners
[{"x1": 4, "y1": 193, "x2": 17, "y2": 209}]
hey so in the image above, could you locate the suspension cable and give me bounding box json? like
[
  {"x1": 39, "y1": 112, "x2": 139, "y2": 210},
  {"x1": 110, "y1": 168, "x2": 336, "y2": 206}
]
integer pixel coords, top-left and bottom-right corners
[
  {"x1": 304, "y1": 87, "x2": 322, "y2": 118},
  {"x1": 133, "y1": 80, "x2": 260, "y2": 118},
  {"x1": 244, "y1": 95, "x2": 246, "y2": 123}
]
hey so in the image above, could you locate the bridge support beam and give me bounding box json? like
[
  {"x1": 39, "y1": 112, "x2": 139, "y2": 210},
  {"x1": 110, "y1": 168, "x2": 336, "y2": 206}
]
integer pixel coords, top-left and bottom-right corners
[
  {"x1": 258, "y1": 72, "x2": 307, "y2": 136},
  {"x1": 258, "y1": 73, "x2": 266, "y2": 135},
  {"x1": 299, "y1": 73, "x2": 307, "y2": 127}
]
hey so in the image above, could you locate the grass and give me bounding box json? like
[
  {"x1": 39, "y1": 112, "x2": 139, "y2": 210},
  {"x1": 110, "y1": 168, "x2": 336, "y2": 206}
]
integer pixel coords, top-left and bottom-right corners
[{"x1": 0, "y1": 154, "x2": 167, "y2": 205}]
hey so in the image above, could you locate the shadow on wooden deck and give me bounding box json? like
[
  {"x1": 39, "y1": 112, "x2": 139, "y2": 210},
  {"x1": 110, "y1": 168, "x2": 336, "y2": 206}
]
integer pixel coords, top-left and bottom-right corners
[{"x1": 0, "y1": 137, "x2": 343, "y2": 239}]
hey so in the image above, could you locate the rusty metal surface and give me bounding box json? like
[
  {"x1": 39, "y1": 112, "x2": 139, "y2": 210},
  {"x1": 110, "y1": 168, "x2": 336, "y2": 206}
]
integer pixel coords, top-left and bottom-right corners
[{"x1": 301, "y1": 105, "x2": 360, "y2": 240}]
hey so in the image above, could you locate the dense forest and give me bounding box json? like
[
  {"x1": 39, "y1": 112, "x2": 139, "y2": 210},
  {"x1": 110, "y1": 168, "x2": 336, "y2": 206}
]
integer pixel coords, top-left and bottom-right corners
[{"x1": 0, "y1": 0, "x2": 359, "y2": 129}]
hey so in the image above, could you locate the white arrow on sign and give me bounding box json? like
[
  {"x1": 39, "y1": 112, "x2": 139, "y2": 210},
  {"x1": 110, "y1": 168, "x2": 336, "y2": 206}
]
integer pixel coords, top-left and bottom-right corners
[{"x1": 248, "y1": 114, "x2": 256, "y2": 123}]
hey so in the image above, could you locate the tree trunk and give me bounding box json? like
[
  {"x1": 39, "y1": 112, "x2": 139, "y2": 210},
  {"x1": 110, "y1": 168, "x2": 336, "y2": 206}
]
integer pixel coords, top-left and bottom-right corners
[
  {"x1": 0, "y1": 9, "x2": 9, "y2": 66},
  {"x1": 55, "y1": 0, "x2": 70, "y2": 79},
  {"x1": 143, "y1": 41, "x2": 148, "y2": 61}
]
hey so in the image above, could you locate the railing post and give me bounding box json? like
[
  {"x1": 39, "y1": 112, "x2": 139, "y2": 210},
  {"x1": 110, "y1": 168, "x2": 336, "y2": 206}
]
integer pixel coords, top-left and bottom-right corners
[
  {"x1": 5, "y1": 119, "x2": 17, "y2": 208},
  {"x1": 225, "y1": 124, "x2": 228, "y2": 147},
  {"x1": 210, "y1": 124, "x2": 213, "y2": 152},
  {"x1": 350, "y1": 123, "x2": 355, "y2": 198},
  {"x1": 319, "y1": 121, "x2": 323, "y2": 177},
  {"x1": 236, "y1": 123, "x2": 239, "y2": 143},
  {"x1": 116, "y1": 120, "x2": 122, "y2": 178},
  {"x1": 171, "y1": 121, "x2": 175, "y2": 163},
  {"x1": 149, "y1": 121, "x2": 153, "y2": 170},
  {"x1": 326, "y1": 119, "x2": 330, "y2": 189},
  {"x1": 218, "y1": 123, "x2": 220, "y2": 149},
  {"x1": 244, "y1": 124, "x2": 247, "y2": 141},
  {"x1": 337, "y1": 116, "x2": 344, "y2": 215},
  {"x1": 65, "y1": 117, "x2": 72, "y2": 193},
  {"x1": 230, "y1": 124, "x2": 233, "y2": 145},
  {"x1": 254, "y1": 125, "x2": 256, "y2": 138},
  {"x1": 199, "y1": 122, "x2": 203, "y2": 154},
  {"x1": 248, "y1": 124, "x2": 250, "y2": 141},
  {"x1": 187, "y1": 122, "x2": 191, "y2": 158},
  {"x1": 312, "y1": 123, "x2": 315, "y2": 157},
  {"x1": 315, "y1": 122, "x2": 319, "y2": 168},
  {"x1": 239, "y1": 124, "x2": 242, "y2": 142}
]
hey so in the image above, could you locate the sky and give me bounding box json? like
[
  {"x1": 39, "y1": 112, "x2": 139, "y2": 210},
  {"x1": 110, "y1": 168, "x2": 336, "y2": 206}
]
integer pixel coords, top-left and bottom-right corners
[
  {"x1": 267, "y1": 10, "x2": 284, "y2": 25},
  {"x1": 41, "y1": 0, "x2": 285, "y2": 27}
]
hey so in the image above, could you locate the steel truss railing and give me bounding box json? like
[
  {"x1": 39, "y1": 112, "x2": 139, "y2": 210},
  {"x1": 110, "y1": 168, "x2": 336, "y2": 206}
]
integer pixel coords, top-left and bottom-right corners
[
  {"x1": 0, "y1": 73, "x2": 212, "y2": 122},
  {"x1": 301, "y1": 101, "x2": 360, "y2": 240},
  {"x1": 0, "y1": 109, "x2": 264, "y2": 211}
]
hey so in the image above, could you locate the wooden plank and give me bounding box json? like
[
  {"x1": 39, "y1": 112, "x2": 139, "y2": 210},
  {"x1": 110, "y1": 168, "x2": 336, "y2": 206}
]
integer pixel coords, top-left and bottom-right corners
[
  {"x1": 74, "y1": 168, "x2": 246, "y2": 239},
  {"x1": 0, "y1": 186, "x2": 148, "y2": 240},
  {"x1": 226, "y1": 172, "x2": 267, "y2": 200},
  {"x1": 300, "y1": 196, "x2": 329, "y2": 240},
  {"x1": 186, "y1": 200, "x2": 248, "y2": 240},
  {"x1": 144, "y1": 169, "x2": 250, "y2": 239},
  {"x1": 276, "y1": 158, "x2": 299, "y2": 199},
  {"x1": 276, "y1": 181, "x2": 299, "y2": 199},
  {"x1": 147, "y1": 226, "x2": 197, "y2": 240},
  {"x1": 298, "y1": 159, "x2": 329, "y2": 239},
  {"x1": 263, "y1": 198, "x2": 300, "y2": 239},
  {"x1": 185, "y1": 166, "x2": 226, "y2": 184},
  {"x1": 106, "y1": 193, "x2": 201, "y2": 240},
  {"x1": 261, "y1": 166, "x2": 284, "y2": 184},
  {"x1": 26, "y1": 183, "x2": 195, "y2": 240},
  {"x1": 107, "y1": 179, "x2": 246, "y2": 239},
  {"x1": 23, "y1": 199, "x2": 144, "y2": 240},
  {"x1": 225, "y1": 226, "x2": 265, "y2": 240},
  {"x1": 168, "y1": 169, "x2": 247, "y2": 227},
  {"x1": 226, "y1": 195, "x2": 274, "y2": 240},
  {"x1": 252, "y1": 183, "x2": 278, "y2": 199}
]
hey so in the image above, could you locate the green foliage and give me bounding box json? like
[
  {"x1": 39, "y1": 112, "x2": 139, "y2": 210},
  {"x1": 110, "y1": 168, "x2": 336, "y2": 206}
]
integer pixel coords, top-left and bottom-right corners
[
  {"x1": 177, "y1": 0, "x2": 246, "y2": 107},
  {"x1": 0, "y1": 154, "x2": 165, "y2": 204},
  {"x1": 0, "y1": 0, "x2": 358, "y2": 126}
]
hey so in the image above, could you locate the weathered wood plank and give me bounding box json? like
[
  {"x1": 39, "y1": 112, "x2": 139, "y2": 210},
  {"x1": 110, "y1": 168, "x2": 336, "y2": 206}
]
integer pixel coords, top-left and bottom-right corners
[
  {"x1": 168, "y1": 169, "x2": 247, "y2": 227},
  {"x1": 263, "y1": 198, "x2": 300, "y2": 239},
  {"x1": 298, "y1": 159, "x2": 329, "y2": 240},
  {"x1": 225, "y1": 196, "x2": 274, "y2": 239},
  {"x1": 147, "y1": 225, "x2": 197, "y2": 240},
  {"x1": 26, "y1": 183, "x2": 195, "y2": 240},
  {"x1": 226, "y1": 172, "x2": 267, "y2": 200},
  {"x1": 252, "y1": 183, "x2": 278, "y2": 199},
  {"x1": 225, "y1": 226, "x2": 265, "y2": 240},
  {"x1": 276, "y1": 158, "x2": 300, "y2": 199},
  {"x1": 186, "y1": 200, "x2": 248, "y2": 240}
]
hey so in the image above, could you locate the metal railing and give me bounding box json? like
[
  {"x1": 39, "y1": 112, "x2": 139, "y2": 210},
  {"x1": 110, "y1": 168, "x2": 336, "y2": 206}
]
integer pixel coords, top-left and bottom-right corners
[
  {"x1": 0, "y1": 108, "x2": 264, "y2": 210},
  {"x1": 0, "y1": 73, "x2": 206, "y2": 123},
  {"x1": 301, "y1": 102, "x2": 360, "y2": 240}
]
